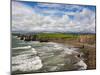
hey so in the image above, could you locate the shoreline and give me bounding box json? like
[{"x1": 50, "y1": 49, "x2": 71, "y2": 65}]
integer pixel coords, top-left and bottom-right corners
[
  {"x1": 50, "y1": 40, "x2": 96, "y2": 70},
  {"x1": 13, "y1": 34, "x2": 96, "y2": 70}
]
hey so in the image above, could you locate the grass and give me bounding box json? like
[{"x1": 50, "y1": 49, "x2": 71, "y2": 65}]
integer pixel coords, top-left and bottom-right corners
[
  {"x1": 34, "y1": 33, "x2": 95, "y2": 39},
  {"x1": 33, "y1": 33, "x2": 95, "y2": 44},
  {"x1": 35, "y1": 33, "x2": 79, "y2": 39}
]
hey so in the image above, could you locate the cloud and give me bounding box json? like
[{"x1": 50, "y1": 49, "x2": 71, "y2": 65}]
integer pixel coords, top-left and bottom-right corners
[{"x1": 12, "y1": 1, "x2": 96, "y2": 33}]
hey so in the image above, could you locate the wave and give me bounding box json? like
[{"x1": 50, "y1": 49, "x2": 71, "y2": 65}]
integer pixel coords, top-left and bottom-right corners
[
  {"x1": 75, "y1": 60, "x2": 87, "y2": 70},
  {"x1": 31, "y1": 48, "x2": 37, "y2": 55},
  {"x1": 12, "y1": 45, "x2": 43, "y2": 72},
  {"x1": 12, "y1": 46, "x2": 31, "y2": 50},
  {"x1": 60, "y1": 47, "x2": 87, "y2": 70},
  {"x1": 12, "y1": 54, "x2": 43, "y2": 72},
  {"x1": 12, "y1": 41, "x2": 87, "y2": 72},
  {"x1": 46, "y1": 42, "x2": 57, "y2": 45},
  {"x1": 18, "y1": 41, "x2": 40, "y2": 45}
]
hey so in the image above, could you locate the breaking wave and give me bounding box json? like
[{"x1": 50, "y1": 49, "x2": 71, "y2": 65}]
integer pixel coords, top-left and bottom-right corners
[
  {"x1": 12, "y1": 39, "x2": 87, "y2": 73},
  {"x1": 12, "y1": 46, "x2": 31, "y2": 50},
  {"x1": 75, "y1": 60, "x2": 87, "y2": 70},
  {"x1": 12, "y1": 46, "x2": 43, "y2": 72}
]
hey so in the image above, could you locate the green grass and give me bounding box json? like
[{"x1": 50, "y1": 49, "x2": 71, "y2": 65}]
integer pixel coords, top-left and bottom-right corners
[{"x1": 35, "y1": 33, "x2": 79, "y2": 39}]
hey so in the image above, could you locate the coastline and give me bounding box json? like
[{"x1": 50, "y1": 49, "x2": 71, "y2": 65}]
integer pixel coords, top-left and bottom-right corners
[
  {"x1": 13, "y1": 33, "x2": 96, "y2": 70},
  {"x1": 48, "y1": 39, "x2": 96, "y2": 70}
]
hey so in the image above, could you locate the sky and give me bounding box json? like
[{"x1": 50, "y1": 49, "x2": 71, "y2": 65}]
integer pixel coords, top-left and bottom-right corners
[{"x1": 12, "y1": 1, "x2": 96, "y2": 33}]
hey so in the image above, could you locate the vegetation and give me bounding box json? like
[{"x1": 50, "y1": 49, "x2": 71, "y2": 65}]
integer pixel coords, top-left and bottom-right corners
[
  {"x1": 34, "y1": 33, "x2": 95, "y2": 39},
  {"x1": 35, "y1": 33, "x2": 79, "y2": 39},
  {"x1": 34, "y1": 33, "x2": 95, "y2": 44}
]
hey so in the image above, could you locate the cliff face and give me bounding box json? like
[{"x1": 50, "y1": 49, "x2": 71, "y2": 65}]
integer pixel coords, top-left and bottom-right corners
[
  {"x1": 79, "y1": 35, "x2": 95, "y2": 44},
  {"x1": 16, "y1": 35, "x2": 37, "y2": 41},
  {"x1": 15, "y1": 34, "x2": 95, "y2": 45}
]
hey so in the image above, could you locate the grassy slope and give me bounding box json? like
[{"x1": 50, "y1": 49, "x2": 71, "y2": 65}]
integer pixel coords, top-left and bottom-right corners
[{"x1": 36, "y1": 33, "x2": 79, "y2": 39}]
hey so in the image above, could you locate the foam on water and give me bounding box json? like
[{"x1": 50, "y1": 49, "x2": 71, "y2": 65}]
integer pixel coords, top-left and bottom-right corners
[
  {"x1": 12, "y1": 46, "x2": 43, "y2": 72},
  {"x1": 63, "y1": 48, "x2": 79, "y2": 55},
  {"x1": 31, "y1": 48, "x2": 37, "y2": 55},
  {"x1": 12, "y1": 45, "x2": 31, "y2": 49},
  {"x1": 12, "y1": 56, "x2": 43, "y2": 72},
  {"x1": 45, "y1": 42, "x2": 64, "y2": 51},
  {"x1": 19, "y1": 41, "x2": 40, "y2": 45},
  {"x1": 12, "y1": 40, "x2": 87, "y2": 73},
  {"x1": 75, "y1": 60, "x2": 87, "y2": 70}
]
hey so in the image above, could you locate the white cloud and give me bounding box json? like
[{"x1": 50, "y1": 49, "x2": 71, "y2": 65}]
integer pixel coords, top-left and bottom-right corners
[
  {"x1": 72, "y1": 8, "x2": 96, "y2": 33},
  {"x1": 12, "y1": 1, "x2": 96, "y2": 33}
]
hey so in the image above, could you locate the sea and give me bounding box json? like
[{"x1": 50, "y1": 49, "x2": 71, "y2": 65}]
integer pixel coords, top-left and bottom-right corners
[{"x1": 12, "y1": 35, "x2": 87, "y2": 74}]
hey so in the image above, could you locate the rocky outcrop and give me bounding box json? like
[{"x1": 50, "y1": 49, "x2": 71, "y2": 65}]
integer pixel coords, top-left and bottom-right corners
[{"x1": 15, "y1": 34, "x2": 49, "y2": 42}]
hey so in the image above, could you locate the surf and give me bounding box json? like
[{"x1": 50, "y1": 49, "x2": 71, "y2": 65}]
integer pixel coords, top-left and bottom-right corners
[{"x1": 12, "y1": 45, "x2": 31, "y2": 50}]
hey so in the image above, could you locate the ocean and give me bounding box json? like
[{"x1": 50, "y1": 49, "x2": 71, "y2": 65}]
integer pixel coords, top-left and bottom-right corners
[{"x1": 12, "y1": 35, "x2": 87, "y2": 74}]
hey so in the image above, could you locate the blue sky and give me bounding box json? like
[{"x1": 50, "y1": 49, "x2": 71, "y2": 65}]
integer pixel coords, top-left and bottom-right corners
[
  {"x1": 20, "y1": 1, "x2": 96, "y2": 17},
  {"x1": 12, "y1": 1, "x2": 96, "y2": 33}
]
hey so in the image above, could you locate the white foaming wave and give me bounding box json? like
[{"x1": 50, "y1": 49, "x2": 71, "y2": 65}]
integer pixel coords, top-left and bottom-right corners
[
  {"x1": 42, "y1": 42, "x2": 87, "y2": 70},
  {"x1": 53, "y1": 44, "x2": 63, "y2": 50},
  {"x1": 63, "y1": 47, "x2": 78, "y2": 55},
  {"x1": 12, "y1": 54, "x2": 43, "y2": 72},
  {"x1": 31, "y1": 41, "x2": 40, "y2": 44},
  {"x1": 12, "y1": 46, "x2": 31, "y2": 50},
  {"x1": 69, "y1": 47, "x2": 79, "y2": 51},
  {"x1": 46, "y1": 42, "x2": 57, "y2": 45},
  {"x1": 46, "y1": 42, "x2": 64, "y2": 50},
  {"x1": 75, "y1": 60, "x2": 87, "y2": 70},
  {"x1": 19, "y1": 41, "x2": 40, "y2": 45},
  {"x1": 46, "y1": 42, "x2": 60, "y2": 46},
  {"x1": 63, "y1": 47, "x2": 87, "y2": 70},
  {"x1": 31, "y1": 48, "x2": 37, "y2": 55},
  {"x1": 12, "y1": 46, "x2": 43, "y2": 72}
]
